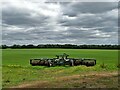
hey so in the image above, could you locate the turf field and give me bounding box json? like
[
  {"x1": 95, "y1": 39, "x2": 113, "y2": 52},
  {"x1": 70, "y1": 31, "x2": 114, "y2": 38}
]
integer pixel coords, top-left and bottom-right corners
[{"x1": 2, "y1": 49, "x2": 119, "y2": 88}]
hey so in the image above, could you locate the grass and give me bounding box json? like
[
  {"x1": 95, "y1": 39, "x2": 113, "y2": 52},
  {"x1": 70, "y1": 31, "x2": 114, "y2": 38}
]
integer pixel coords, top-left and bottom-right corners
[{"x1": 2, "y1": 49, "x2": 119, "y2": 88}]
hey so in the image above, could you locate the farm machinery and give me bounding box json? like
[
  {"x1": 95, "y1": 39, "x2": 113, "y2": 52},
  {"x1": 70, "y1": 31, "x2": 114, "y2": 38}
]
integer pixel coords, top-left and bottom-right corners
[{"x1": 30, "y1": 53, "x2": 96, "y2": 67}]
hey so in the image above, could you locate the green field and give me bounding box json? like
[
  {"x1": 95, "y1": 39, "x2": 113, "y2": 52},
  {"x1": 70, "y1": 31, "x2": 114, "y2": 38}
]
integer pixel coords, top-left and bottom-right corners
[{"x1": 2, "y1": 49, "x2": 119, "y2": 88}]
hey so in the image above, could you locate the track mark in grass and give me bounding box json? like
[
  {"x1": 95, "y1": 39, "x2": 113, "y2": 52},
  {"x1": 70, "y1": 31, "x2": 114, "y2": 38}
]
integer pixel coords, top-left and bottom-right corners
[
  {"x1": 55, "y1": 75, "x2": 80, "y2": 82},
  {"x1": 11, "y1": 81, "x2": 49, "y2": 88}
]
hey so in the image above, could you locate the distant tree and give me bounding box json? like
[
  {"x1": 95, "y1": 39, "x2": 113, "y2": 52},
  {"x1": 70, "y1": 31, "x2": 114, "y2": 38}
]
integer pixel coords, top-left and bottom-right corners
[
  {"x1": 2, "y1": 45, "x2": 8, "y2": 49},
  {"x1": 21, "y1": 45, "x2": 27, "y2": 48},
  {"x1": 11, "y1": 44, "x2": 21, "y2": 49},
  {"x1": 1, "y1": 44, "x2": 120, "y2": 49}
]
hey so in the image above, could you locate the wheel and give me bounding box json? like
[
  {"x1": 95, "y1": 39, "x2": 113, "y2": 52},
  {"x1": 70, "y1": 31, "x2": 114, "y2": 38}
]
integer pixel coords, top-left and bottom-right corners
[
  {"x1": 40, "y1": 61, "x2": 45, "y2": 66},
  {"x1": 44, "y1": 61, "x2": 49, "y2": 66},
  {"x1": 74, "y1": 60, "x2": 80, "y2": 66}
]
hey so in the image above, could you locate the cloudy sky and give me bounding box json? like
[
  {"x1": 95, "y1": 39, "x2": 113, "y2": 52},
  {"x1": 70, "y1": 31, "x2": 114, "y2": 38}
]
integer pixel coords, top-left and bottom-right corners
[{"x1": 2, "y1": 0, "x2": 118, "y2": 45}]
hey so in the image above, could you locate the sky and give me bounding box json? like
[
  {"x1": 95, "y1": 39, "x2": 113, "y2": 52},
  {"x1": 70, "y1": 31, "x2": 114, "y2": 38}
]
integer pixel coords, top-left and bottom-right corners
[{"x1": 2, "y1": 0, "x2": 119, "y2": 45}]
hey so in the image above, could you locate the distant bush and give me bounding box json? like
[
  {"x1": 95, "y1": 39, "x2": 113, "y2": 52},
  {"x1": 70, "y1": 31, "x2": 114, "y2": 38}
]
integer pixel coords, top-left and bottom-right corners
[
  {"x1": 100, "y1": 63, "x2": 107, "y2": 68},
  {"x1": 4, "y1": 79, "x2": 10, "y2": 83},
  {"x1": 117, "y1": 64, "x2": 120, "y2": 68}
]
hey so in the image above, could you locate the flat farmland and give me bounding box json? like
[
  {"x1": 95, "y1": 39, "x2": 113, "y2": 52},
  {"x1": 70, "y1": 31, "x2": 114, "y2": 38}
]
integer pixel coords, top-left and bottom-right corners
[{"x1": 2, "y1": 49, "x2": 119, "y2": 88}]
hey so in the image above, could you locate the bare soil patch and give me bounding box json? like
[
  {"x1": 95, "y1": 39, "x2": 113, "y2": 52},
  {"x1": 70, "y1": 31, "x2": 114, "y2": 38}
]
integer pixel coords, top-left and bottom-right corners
[{"x1": 11, "y1": 71, "x2": 118, "y2": 88}]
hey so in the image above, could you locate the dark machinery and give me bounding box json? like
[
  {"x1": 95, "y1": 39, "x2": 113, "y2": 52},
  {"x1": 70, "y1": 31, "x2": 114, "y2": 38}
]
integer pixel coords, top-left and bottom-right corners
[{"x1": 30, "y1": 53, "x2": 96, "y2": 67}]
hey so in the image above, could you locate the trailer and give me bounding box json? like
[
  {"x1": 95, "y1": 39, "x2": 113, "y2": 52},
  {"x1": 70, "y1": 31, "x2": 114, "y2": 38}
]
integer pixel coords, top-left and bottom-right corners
[{"x1": 30, "y1": 53, "x2": 96, "y2": 67}]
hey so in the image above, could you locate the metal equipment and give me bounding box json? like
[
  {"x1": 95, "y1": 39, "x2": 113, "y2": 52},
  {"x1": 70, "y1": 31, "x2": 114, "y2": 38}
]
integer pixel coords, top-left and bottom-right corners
[{"x1": 30, "y1": 53, "x2": 96, "y2": 67}]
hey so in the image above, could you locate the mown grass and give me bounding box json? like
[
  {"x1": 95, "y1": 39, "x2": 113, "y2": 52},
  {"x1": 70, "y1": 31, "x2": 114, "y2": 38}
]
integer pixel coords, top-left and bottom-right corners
[
  {"x1": 2, "y1": 49, "x2": 119, "y2": 88},
  {"x1": 2, "y1": 49, "x2": 118, "y2": 66}
]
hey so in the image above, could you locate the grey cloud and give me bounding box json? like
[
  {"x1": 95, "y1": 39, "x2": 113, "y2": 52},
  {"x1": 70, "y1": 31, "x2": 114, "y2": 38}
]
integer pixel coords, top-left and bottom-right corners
[
  {"x1": 62, "y1": 2, "x2": 118, "y2": 16},
  {"x1": 60, "y1": 11, "x2": 117, "y2": 28},
  {"x1": 2, "y1": 1, "x2": 118, "y2": 45},
  {"x1": 2, "y1": 4, "x2": 49, "y2": 27}
]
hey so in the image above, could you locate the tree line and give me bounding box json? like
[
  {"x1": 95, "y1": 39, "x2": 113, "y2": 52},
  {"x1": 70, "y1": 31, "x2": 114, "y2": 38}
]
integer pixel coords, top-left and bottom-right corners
[{"x1": 1, "y1": 44, "x2": 120, "y2": 49}]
